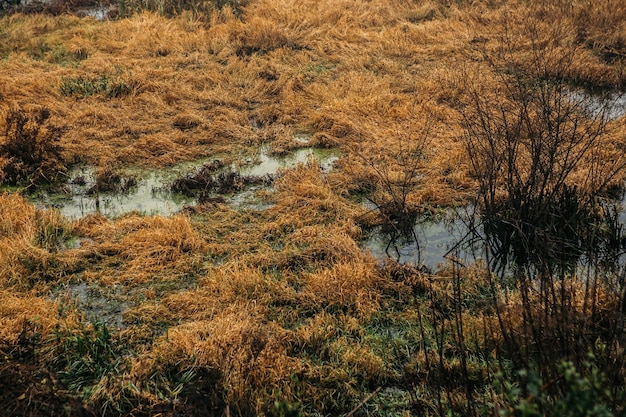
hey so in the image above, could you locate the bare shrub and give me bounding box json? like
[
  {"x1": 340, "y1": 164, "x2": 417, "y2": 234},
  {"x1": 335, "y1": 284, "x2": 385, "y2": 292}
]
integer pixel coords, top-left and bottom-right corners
[
  {"x1": 0, "y1": 107, "x2": 66, "y2": 187},
  {"x1": 348, "y1": 112, "x2": 433, "y2": 260},
  {"x1": 452, "y1": 9, "x2": 626, "y2": 414},
  {"x1": 458, "y1": 13, "x2": 626, "y2": 269}
]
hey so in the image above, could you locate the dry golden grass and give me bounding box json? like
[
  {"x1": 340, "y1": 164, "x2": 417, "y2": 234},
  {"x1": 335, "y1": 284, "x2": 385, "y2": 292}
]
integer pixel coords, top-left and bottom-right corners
[
  {"x1": 0, "y1": 291, "x2": 60, "y2": 345},
  {"x1": 130, "y1": 309, "x2": 300, "y2": 414},
  {"x1": 0, "y1": 193, "x2": 37, "y2": 240},
  {"x1": 298, "y1": 260, "x2": 382, "y2": 319},
  {"x1": 1, "y1": 1, "x2": 626, "y2": 415},
  {"x1": 0, "y1": 194, "x2": 82, "y2": 290},
  {"x1": 74, "y1": 213, "x2": 207, "y2": 284},
  {"x1": 159, "y1": 264, "x2": 294, "y2": 325}
]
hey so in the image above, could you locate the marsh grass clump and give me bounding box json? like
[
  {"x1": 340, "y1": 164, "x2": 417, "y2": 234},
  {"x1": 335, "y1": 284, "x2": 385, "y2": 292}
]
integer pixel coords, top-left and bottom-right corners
[
  {"x1": 0, "y1": 265, "x2": 90, "y2": 414},
  {"x1": 172, "y1": 113, "x2": 202, "y2": 131},
  {"x1": 0, "y1": 107, "x2": 66, "y2": 187},
  {"x1": 73, "y1": 213, "x2": 207, "y2": 284},
  {"x1": 60, "y1": 74, "x2": 111, "y2": 97},
  {"x1": 0, "y1": 194, "x2": 78, "y2": 290},
  {"x1": 130, "y1": 311, "x2": 298, "y2": 416},
  {"x1": 170, "y1": 161, "x2": 226, "y2": 196},
  {"x1": 0, "y1": 294, "x2": 89, "y2": 417},
  {"x1": 60, "y1": 74, "x2": 133, "y2": 98},
  {"x1": 33, "y1": 206, "x2": 73, "y2": 251},
  {"x1": 570, "y1": 0, "x2": 626, "y2": 85},
  {"x1": 171, "y1": 161, "x2": 273, "y2": 198},
  {"x1": 86, "y1": 166, "x2": 138, "y2": 195},
  {"x1": 53, "y1": 321, "x2": 121, "y2": 395}
]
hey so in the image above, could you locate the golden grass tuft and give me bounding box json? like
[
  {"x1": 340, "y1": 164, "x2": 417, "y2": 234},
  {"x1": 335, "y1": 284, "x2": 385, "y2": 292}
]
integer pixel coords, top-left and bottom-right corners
[
  {"x1": 131, "y1": 310, "x2": 300, "y2": 414},
  {"x1": 299, "y1": 261, "x2": 382, "y2": 319},
  {"x1": 75, "y1": 213, "x2": 207, "y2": 284},
  {"x1": 328, "y1": 337, "x2": 389, "y2": 383},
  {"x1": 572, "y1": 0, "x2": 626, "y2": 65},
  {"x1": 0, "y1": 194, "x2": 78, "y2": 289},
  {"x1": 266, "y1": 224, "x2": 365, "y2": 272},
  {"x1": 273, "y1": 162, "x2": 364, "y2": 226},
  {"x1": 0, "y1": 291, "x2": 60, "y2": 345},
  {"x1": 160, "y1": 264, "x2": 296, "y2": 324},
  {"x1": 228, "y1": 15, "x2": 296, "y2": 55},
  {"x1": 0, "y1": 193, "x2": 37, "y2": 239}
]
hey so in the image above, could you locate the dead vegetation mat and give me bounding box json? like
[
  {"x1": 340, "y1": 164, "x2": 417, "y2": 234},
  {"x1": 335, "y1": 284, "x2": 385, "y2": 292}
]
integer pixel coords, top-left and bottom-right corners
[{"x1": 1, "y1": 0, "x2": 626, "y2": 416}]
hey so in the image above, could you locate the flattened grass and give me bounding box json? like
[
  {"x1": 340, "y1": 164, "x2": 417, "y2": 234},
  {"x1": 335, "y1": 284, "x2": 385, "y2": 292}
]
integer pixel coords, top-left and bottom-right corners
[{"x1": 1, "y1": 0, "x2": 626, "y2": 415}]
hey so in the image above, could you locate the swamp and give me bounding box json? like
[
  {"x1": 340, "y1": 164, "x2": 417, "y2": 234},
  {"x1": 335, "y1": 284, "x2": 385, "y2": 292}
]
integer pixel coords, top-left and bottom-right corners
[{"x1": 1, "y1": 0, "x2": 626, "y2": 416}]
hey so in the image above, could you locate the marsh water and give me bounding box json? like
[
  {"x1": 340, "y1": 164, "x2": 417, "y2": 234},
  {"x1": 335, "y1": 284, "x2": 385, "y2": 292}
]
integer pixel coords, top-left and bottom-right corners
[
  {"x1": 29, "y1": 164, "x2": 195, "y2": 219},
  {"x1": 362, "y1": 213, "x2": 476, "y2": 269},
  {"x1": 76, "y1": 5, "x2": 114, "y2": 20},
  {"x1": 25, "y1": 91, "x2": 626, "y2": 270},
  {"x1": 29, "y1": 153, "x2": 626, "y2": 271},
  {"x1": 28, "y1": 147, "x2": 340, "y2": 219},
  {"x1": 59, "y1": 282, "x2": 128, "y2": 328},
  {"x1": 579, "y1": 90, "x2": 626, "y2": 120}
]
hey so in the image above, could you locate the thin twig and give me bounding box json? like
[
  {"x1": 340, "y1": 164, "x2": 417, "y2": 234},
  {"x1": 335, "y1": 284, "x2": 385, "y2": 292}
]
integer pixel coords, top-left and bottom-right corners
[{"x1": 345, "y1": 387, "x2": 381, "y2": 417}]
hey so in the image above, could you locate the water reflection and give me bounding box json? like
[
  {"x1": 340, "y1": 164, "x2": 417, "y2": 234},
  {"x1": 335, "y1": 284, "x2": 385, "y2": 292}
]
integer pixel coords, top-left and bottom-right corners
[
  {"x1": 363, "y1": 209, "x2": 478, "y2": 269},
  {"x1": 29, "y1": 165, "x2": 195, "y2": 219},
  {"x1": 576, "y1": 90, "x2": 626, "y2": 120},
  {"x1": 365, "y1": 196, "x2": 626, "y2": 275},
  {"x1": 238, "y1": 147, "x2": 338, "y2": 176}
]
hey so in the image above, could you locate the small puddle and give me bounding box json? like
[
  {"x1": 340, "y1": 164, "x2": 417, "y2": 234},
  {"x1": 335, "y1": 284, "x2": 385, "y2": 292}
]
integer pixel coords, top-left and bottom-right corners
[
  {"x1": 28, "y1": 146, "x2": 340, "y2": 219},
  {"x1": 237, "y1": 146, "x2": 339, "y2": 176},
  {"x1": 230, "y1": 146, "x2": 338, "y2": 209},
  {"x1": 76, "y1": 5, "x2": 114, "y2": 20},
  {"x1": 59, "y1": 282, "x2": 128, "y2": 328},
  {"x1": 573, "y1": 90, "x2": 626, "y2": 120}
]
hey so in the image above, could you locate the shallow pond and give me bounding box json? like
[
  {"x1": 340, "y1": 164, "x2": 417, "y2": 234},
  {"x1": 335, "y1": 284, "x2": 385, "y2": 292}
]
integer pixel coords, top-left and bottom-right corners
[{"x1": 28, "y1": 147, "x2": 340, "y2": 219}]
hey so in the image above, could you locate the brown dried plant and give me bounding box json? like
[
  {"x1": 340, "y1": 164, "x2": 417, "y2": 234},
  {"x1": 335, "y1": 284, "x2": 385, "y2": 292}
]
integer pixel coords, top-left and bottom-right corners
[
  {"x1": 0, "y1": 1, "x2": 625, "y2": 416},
  {"x1": 0, "y1": 107, "x2": 66, "y2": 186}
]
